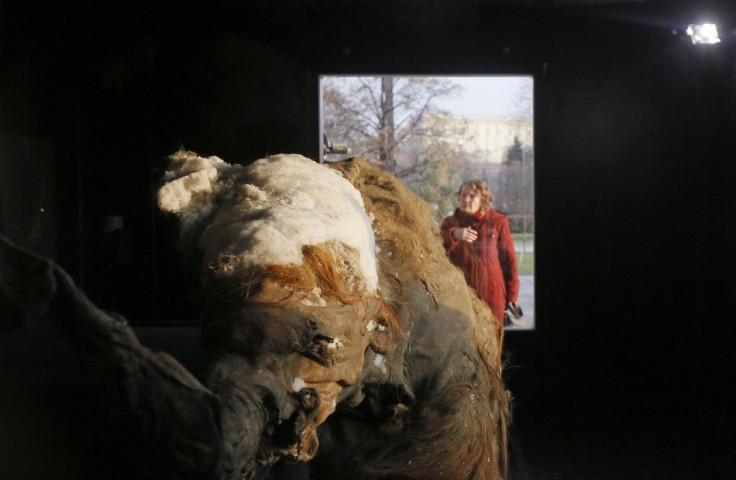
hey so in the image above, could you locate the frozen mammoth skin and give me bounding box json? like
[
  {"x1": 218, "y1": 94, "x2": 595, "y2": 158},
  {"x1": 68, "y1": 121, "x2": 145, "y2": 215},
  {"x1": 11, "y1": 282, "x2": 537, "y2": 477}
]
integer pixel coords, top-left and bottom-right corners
[
  {"x1": 157, "y1": 152, "x2": 510, "y2": 479},
  {"x1": 0, "y1": 153, "x2": 509, "y2": 479},
  {"x1": 315, "y1": 158, "x2": 510, "y2": 479}
]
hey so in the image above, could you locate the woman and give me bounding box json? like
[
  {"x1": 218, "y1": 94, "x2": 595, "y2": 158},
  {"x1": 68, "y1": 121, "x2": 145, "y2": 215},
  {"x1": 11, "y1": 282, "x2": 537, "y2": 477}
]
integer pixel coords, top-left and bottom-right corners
[{"x1": 441, "y1": 179, "x2": 520, "y2": 325}]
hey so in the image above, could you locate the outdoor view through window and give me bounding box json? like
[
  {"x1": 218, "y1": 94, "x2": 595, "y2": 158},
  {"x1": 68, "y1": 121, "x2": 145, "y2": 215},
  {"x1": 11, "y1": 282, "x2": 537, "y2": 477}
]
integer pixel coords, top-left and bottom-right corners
[{"x1": 320, "y1": 75, "x2": 534, "y2": 330}]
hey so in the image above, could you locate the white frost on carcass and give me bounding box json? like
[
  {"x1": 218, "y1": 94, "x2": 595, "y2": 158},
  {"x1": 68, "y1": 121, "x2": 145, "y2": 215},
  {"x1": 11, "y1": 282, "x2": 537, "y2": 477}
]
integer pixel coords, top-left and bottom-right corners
[
  {"x1": 157, "y1": 153, "x2": 242, "y2": 234},
  {"x1": 366, "y1": 320, "x2": 386, "y2": 332},
  {"x1": 301, "y1": 287, "x2": 327, "y2": 307},
  {"x1": 157, "y1": 151, "x2": 379, "y2": 292},
  {"x1": 373, "y1": 353, "x2": 387, "y2": 374},
  {"x1": 327, "y1": 338, "x2": 344, "y2": 349},
  {"x1": 292, "y1": 377, "x2": 306, "y2": 392}
]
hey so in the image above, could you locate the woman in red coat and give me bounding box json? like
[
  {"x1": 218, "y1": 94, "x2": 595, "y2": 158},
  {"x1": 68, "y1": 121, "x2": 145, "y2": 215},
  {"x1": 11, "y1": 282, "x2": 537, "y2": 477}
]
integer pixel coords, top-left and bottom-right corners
[{"x1": 441, "y1": 179, "x2": 520, "y2": 325}]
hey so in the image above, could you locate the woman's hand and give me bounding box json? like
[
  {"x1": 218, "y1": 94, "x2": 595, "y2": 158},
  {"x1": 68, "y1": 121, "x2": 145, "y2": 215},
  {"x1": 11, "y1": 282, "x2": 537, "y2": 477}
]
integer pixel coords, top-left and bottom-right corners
[{"x1": 453, "y1": 227, "x2": 478, "y2": 243}]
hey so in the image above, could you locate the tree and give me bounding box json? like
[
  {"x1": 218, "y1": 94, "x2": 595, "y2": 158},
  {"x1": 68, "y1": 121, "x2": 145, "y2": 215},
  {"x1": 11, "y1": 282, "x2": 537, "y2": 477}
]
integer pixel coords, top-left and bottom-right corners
[
  {"x1": 322, "y1": 76, "x2": 534, "y2": 228},
  {"x1": 323, "y1": 76, "x2": 474, "y2": 224},
  {"x1": 498, "y1": 139, "x2": 534, "y2": 262},
  {"x1": 322, "y1": 76, "x2": 462, "y2": 178},
  {"x1": 503, "y1": 136, "x2": 524, "y2": 165}
]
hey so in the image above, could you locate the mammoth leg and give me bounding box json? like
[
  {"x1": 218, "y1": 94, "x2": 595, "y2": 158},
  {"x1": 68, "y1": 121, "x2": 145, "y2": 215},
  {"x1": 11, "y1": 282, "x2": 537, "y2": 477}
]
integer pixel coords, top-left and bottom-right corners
[
  {"x1": 0, "y1": 236, "x2": 247, "y2": 479},
  {"x1": 49, "y1": 267, "x2": 233, "y2": 478}
]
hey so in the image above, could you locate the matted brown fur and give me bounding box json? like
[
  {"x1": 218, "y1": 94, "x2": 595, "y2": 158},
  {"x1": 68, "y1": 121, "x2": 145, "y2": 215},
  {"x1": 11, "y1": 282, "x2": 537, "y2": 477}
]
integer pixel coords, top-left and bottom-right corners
[
  {"x1": 185, "y1": 155, "x2": 508, "y2": 478},
  {"x1": 199, "y1": 240, "x2": 403, "y2": 340},
  {"x1": 329, "y1": 158, "x2": 510, "y2": 479}
]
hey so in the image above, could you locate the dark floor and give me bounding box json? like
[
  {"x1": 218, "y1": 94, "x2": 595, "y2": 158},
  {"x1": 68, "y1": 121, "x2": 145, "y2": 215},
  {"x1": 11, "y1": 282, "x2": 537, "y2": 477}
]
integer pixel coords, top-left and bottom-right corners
[
  {"x1": 508, "y1": 415, "x2": 736, "y2": 479},
  {"x1": 2, "y1": 327, "x2": 734, "y2": 479}
]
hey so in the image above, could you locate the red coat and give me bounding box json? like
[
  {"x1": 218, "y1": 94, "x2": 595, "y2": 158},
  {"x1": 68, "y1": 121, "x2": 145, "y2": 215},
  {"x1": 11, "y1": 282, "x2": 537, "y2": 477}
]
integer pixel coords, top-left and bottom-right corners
[{"x1": 441, "y1": 208, "x2": 519, "y2": 323}]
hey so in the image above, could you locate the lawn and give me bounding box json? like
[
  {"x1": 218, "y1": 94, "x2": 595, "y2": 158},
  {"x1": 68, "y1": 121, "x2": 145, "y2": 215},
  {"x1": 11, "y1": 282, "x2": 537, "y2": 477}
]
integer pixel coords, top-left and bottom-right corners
[
  {"x1": 513, "y1": 233, "x2": 535, "y2": 275},
  {"x1": 516, "y1": 252, "x2": 534, "y2": 275}
]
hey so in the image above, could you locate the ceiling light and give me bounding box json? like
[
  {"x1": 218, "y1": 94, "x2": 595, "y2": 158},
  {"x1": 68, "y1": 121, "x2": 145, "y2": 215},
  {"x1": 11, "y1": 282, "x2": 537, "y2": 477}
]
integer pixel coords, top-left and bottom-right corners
[{"x1": 686, "y1": 23, "x2": 721, "y2": 45}]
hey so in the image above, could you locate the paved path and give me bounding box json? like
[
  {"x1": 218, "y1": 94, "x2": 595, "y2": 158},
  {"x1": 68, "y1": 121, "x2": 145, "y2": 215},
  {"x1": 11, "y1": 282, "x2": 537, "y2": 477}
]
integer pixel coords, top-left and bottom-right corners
[{"x1": 508, "y1": 274, "x2": 534, "y2": 330}]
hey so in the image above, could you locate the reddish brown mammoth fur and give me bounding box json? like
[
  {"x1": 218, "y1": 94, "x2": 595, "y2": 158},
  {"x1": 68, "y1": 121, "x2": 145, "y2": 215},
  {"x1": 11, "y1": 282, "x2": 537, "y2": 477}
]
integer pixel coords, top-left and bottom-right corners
[
  {"x1": 316, "y1": 158, "x2": 510, "y2": 479},
  {"x1": 196, "y1": 157, "x2": 510, "y2": 478},
  {"x1": 0, "y1": 154, "x2": 510, "y2": 479}
]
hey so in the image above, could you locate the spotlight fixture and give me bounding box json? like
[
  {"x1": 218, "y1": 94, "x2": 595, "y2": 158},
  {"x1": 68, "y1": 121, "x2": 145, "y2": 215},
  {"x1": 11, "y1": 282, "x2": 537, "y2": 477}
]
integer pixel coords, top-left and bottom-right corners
[{"x1": 686, "y1": 23, "x2": 721, "y2": 45}]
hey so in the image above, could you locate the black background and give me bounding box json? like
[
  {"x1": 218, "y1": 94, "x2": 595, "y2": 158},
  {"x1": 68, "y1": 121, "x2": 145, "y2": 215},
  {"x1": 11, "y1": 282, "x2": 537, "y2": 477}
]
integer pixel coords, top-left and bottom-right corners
[{"x1": 2, "y1": 0, "x2": 735, "y2": 459}]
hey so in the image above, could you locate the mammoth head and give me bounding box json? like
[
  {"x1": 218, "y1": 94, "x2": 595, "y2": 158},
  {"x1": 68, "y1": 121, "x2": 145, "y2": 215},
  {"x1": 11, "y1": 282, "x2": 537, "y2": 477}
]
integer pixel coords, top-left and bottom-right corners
[{"x1": 157, "y1": 151, "x2": 400, "y2": 467}]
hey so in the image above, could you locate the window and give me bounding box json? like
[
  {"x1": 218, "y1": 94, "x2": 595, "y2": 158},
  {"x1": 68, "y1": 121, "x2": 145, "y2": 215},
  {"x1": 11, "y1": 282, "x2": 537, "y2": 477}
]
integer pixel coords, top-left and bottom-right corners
[{"x1": 320, "y1": 75, "x2": 535, "y2": 330}]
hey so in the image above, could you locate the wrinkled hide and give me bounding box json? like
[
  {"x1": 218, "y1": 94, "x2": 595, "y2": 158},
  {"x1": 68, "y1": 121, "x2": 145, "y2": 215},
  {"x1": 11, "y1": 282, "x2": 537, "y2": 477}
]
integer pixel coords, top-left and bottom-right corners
[
  {"x1": 0, "y1": 153, "x2": 509, "y2": 480},
  {"x1": 163, "y1": 154, "x2": 509, "y2": 479},
  {"x1": 0, "y1": 235, "x2": 229, "y2": 479},
  {"x1": 316, "y1": 159, "x2": 509, "y2": 479}
]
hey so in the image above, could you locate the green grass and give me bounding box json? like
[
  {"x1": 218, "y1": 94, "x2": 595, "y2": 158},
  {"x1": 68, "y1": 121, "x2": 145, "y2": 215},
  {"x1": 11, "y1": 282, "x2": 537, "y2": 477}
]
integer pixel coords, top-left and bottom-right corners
[
  {"x1": 512, "y1": 233, "x2": 534, "y2": 243},
  {"x1": 516, "y1": 251, "x2": 534, "y2": 275},
  {"x1": 512, "y1": 233, "x2": 535, "y2": 275}
]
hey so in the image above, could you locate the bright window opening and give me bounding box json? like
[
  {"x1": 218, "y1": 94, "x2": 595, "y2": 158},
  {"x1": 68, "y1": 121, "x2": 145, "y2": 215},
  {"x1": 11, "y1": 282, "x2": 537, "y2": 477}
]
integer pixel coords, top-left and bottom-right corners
[{"x1": 320, "y1": 75, "x2": 535, "y2": 330}]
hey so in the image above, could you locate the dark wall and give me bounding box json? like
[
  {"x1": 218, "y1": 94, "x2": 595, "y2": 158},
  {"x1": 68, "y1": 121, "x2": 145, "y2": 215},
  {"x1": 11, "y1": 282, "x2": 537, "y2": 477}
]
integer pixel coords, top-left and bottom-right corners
[
  {"x1": 520, "y1": 9, "x2": 736, "y2": 418},
  {"x1": 2, "y1": 0, "x2": 735, "y2": 419}
]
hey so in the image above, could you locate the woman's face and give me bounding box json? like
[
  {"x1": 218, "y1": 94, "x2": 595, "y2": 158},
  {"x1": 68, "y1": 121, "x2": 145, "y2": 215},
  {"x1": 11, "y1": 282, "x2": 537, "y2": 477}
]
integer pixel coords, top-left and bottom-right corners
[{"x1": 459, "y1": 185, "x2": 482, "y2": 215}]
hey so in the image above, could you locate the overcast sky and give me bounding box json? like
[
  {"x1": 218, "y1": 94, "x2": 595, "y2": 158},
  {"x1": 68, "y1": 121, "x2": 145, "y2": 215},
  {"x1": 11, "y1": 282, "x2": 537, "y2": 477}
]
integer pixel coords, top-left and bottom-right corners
[
  {"x1": 321, "y1": 75, "x2": 533, "y2": 118},
  {"x1": 434, "y1": 76, "x2": 533, "y2": 117}
]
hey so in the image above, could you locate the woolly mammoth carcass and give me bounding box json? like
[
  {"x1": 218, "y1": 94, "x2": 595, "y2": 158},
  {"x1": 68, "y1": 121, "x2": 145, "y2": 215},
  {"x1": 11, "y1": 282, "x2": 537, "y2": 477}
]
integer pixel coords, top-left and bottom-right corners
[
  {"x1": 0, "y1": 151, "x2": 509, "y2": 480},
  {"x1": 155, "y1": 151, "x2": 510, "y2": 479}
]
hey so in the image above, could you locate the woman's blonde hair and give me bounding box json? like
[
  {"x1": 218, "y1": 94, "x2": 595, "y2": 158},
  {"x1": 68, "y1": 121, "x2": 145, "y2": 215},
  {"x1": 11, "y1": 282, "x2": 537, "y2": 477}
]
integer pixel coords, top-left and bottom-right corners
[{"x1": 458, "y1": 179, "x2": 494, "y2": 209}]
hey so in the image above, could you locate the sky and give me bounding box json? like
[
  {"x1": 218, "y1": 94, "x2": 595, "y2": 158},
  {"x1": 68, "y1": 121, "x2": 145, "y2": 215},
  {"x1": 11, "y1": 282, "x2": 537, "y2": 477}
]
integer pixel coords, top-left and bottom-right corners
[
  {"x1": 321, "y1": 75, "x2": 533, "y2": 118},
  {"x1": 433, "y1": 76, "x2": 533, "y2": 117}
]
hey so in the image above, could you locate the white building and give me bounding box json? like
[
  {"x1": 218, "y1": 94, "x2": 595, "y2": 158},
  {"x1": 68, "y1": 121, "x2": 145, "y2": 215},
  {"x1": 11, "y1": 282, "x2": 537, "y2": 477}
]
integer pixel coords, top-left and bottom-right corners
[{"x1": 425, "y1": 115, "x2": 533, "y2": 163}]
